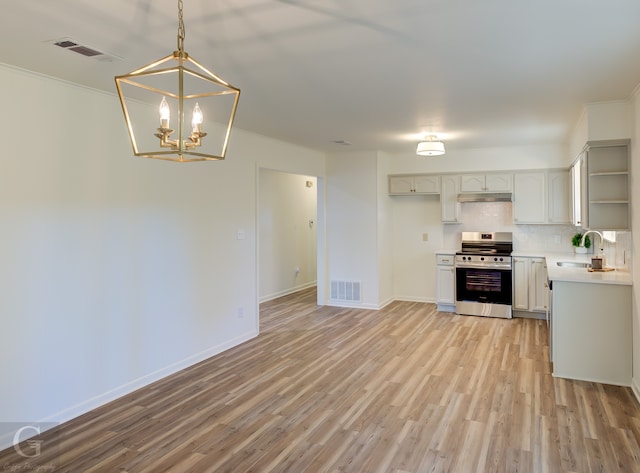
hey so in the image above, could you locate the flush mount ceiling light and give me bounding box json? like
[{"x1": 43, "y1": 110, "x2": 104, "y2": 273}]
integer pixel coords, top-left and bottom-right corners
[
  {"x1": 416, "y1": 135, "x2": 445, "y2": 156},
  {"x1": 115, "y1": 0, "x2": 240, "y2": 162}
]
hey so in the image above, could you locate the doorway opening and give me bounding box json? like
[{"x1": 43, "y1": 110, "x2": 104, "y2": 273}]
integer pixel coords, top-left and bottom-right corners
[{"x1": 257, "y1": 168, "x2": 325, "y2": 309}]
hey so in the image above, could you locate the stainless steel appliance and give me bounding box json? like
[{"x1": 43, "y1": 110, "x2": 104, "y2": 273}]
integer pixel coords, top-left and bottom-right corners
[{"x1": 455, "y1": 232, "x2": 513, "y2": 319}]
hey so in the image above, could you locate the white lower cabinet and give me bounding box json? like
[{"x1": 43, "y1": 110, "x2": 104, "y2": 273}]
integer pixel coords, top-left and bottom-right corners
[
  {"x1": 552, "y1": 281, "x2": 631, "y2": 385},
  {"x1": 513, "y1": 257, "x2": 548, "y2": 315},
  {"x1": 436, "y1": 253, "x2": 455, "y2": 312}
]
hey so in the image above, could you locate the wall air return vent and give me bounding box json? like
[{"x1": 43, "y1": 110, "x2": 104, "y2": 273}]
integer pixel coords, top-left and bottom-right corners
[
  {"x1": 47, "y1": 38, "x2": 122, "y2": 62},
  {"x1": 330, "y1": 280, "x2": 361, "y2": 302}
]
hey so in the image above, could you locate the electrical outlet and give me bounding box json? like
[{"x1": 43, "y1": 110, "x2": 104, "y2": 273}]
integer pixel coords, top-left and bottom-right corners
[
  {"x1": 237, "y1": 307, "x2": 244, "y2": 318},
  {"x1": 422, "y1": 233, "x2": 429, "y2": 242}
]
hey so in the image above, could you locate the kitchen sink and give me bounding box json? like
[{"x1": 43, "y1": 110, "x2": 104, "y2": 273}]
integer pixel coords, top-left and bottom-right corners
[{"x1": 556, "y1": 261, "x2": 591, "y2": 268}]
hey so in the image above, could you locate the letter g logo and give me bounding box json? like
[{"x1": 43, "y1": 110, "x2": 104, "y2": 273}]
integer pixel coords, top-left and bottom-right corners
[{"x1": 13, "y1": 425, "x2": 43, "y2": 458}]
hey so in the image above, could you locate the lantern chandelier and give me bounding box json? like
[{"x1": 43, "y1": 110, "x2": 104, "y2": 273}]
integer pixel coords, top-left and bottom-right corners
[{"x1": 115, "y1": 0, "x2": 240, "y2": 162}]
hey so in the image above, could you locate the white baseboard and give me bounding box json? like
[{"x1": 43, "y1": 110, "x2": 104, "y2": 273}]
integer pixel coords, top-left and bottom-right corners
[
  {"x1": 393, "y1": 296, "x2": 433, "y2": 303},
  {"x1": 632, "y1": 378, "x2": 640, "y2": 405},
  {"x1": 326, "y1": 300, "x2": 381, "y2": 310},
  {"x1": 0, "y1": 330, "x2": 258, "y2": 452},
  {"x1": 260, "y1": 281, "x2": 317, "y2": 303},
  {"x1": 326, "y1": 296, "x2": 434, "y2": 310},
  {"x1": 513, "y1": 310, "x2": 546, "y2": 320},
  {"x1": 378, "y1": 296, "x2": 395, "y2": 310},
  {"x1": 437, "y1": 303, "x2": 456, "y2": 313}
]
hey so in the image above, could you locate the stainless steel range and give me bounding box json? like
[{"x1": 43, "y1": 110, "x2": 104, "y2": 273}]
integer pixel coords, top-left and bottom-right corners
[{"x1": 455, "y1": 232, "x2": 513, "y2": 319}]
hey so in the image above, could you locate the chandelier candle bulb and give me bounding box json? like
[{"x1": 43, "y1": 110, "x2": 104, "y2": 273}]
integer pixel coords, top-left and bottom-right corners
[
  {"x1": 192, "y1": 103, "x2": 203, "y2": 133},
  {"x1": 159, "y1": 97, "x2": 171, "y2": 129}
]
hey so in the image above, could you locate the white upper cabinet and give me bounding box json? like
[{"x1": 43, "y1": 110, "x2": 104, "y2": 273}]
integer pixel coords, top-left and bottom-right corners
[
  {"x1": 460, "y1": 173, "x2": 513, "y2": 193},
  {"x1": 586, "y1": 141, "x2": 630, "y2": 230},
  {"x1": 513, "y1": 170, "x2": 571, "y2": 225},
  {"x1": 571, "y1": 140, "x2": 630, "y2": 230},
  {"x1": 513, "y1": 172, "x2": 545, "y2": 224},
  {"x1": 571, "y1": 154, "x2": 588, "y2": 227},
  {"x1": 548, "y1": 170, "x2": 571, "y2": 224},
  {"x1": 389, "y1": 174, "x2": 440, "y2": 195},
  {"x1": 387, "y1": 167, "x2": 575, "y2": 227},
  {"x1": 440, "y1": 175, "x2": 461, "y2": 223}
]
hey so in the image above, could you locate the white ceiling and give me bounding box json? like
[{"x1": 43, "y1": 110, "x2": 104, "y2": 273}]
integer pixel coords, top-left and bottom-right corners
[{"x1": 3, "y1": 0, "x2": 640, "y2": 153}]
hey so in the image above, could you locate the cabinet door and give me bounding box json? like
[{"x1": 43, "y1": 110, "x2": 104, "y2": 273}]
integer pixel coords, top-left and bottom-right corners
[
  {"x1": 570, "y1": 159, "x2": 582, "y2": 226},
  {"x1": 512, "y1": 258, "x2": 529, "y2": 311},
  {"x1": 460, "y1": 173, "x2": 512, "y2": 192},
  {"x1": 460, "y1": 175, "x2": 486, "y2": 192},
  {"x1": 530, "y1": 258, "x2": 548, "y2": 312},
  {"x1": 441, "y1": 175, "x2": 461, "y2": 223},
  {"x1": 513, "y1": 172, "x2": 545, "y2": 224},
  {"x1": 571, "y1": 153, "x2": 589, "y2": 227},
  {"x1": 413, "y1": 175, "x2": 440, "y2": 194},
  {"x1": 485, "y1": 173, "x2": 513, "y2": 192},
  {"x1": 389, "y1": 176, "x2": 414, "y2": 194},
  {"x1": 436, "y1": 266, "x2": 455, "y2": 304},
  {"x1": 548, "y1": 170, "x2": 571, "y2": 224}
]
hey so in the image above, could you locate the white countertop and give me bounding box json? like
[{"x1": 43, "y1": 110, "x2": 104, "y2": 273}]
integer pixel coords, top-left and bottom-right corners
[
  {"x1": 434, "y1": 249, "x2": 632, "y2": 285},
  {"x1": 515, "y1": 251, "x2": 632, "y2": 286}
]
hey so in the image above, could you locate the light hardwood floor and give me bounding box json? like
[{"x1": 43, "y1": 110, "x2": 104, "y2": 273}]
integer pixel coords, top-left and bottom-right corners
[{"x1": 2, "y1": 287, "x2": 640, "y2": 472}]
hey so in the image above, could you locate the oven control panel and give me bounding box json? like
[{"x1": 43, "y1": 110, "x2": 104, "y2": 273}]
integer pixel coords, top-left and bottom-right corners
[{"x1": 455, "y1": 254, "x2": 512, "y2": 268}]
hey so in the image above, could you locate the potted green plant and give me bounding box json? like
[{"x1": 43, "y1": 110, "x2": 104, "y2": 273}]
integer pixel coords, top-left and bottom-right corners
[{"x1": 572, "y1": 232, "x2": 591, "y2": 253}]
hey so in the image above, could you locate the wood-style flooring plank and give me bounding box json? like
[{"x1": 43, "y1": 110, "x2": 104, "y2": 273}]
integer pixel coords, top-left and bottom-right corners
[{"x1": 1, "y1": 287, "x2": 639, "y2": 472}]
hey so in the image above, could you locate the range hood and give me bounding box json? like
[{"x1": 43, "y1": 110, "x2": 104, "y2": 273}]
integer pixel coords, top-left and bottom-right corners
[{"x1": 457, "y1": 192, "x2": 512, "y2": 203}]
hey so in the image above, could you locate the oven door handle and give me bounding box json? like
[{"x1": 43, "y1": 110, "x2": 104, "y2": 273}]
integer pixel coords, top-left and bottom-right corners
[{"x1": 456, "y1": 263, "x2": 511, "y2": 270}]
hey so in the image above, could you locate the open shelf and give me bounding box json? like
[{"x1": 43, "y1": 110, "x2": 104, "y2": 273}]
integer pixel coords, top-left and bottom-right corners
[{"x1": 584, "y1": 141, "x2": 630, "y2": 230}]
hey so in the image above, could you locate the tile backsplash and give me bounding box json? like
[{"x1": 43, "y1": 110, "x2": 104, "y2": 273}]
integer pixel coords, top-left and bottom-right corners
[{"x1": 442, "y1": 201, "x2": 631, "y2": 270}]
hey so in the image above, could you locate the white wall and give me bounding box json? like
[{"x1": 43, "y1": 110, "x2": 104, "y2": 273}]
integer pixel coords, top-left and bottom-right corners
[
  {"x1": 258, "y1": 170, "x2": 317, "y2": 301},
  {"x1": 569, "y1": 101, "x2": 633, "y2": 160},
  {"x1": 326, "y1": 151, "x2": 381, "y2": 308},
  {"x1": 377, "y1": 153, "x2": 394, "y2": 307},
  {"x1": 388, "y1": 143, "x2": 568, "y2": 174},
  {"x1": 631, "y1": 85, "x2": 640, "y2": 400},
  {"x1": 0, "y1": 63, "x2": 325, "y2": 446},
  {"x1": 391, "y1": 195, "x2": 443, "y2": 302}
]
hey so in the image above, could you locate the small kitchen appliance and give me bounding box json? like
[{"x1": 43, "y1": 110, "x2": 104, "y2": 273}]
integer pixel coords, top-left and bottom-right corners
[{"x1": 455, "y1": 232, "x2": 513, "y2": 319}]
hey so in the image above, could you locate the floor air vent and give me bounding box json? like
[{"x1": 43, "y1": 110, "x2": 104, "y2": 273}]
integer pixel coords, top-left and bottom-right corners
[{"x1": 330, "y1": 280, "x2": 361, "y2": 302}]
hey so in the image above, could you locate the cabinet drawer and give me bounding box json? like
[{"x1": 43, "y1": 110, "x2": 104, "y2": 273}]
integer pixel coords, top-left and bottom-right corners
[{"x1": 436, "y1": 254, "x2": 455, "y2": 266}]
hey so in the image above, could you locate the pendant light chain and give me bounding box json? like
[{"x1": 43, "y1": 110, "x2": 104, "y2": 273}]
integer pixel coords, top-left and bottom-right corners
[{"x1": 177, "y1": 0, "x2": 185, "y2": 52}]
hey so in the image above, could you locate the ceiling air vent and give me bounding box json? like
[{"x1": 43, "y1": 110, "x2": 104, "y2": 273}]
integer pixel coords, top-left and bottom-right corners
[{"x1": 47, "y1": 38, "x2": 122, "y2": 62}]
